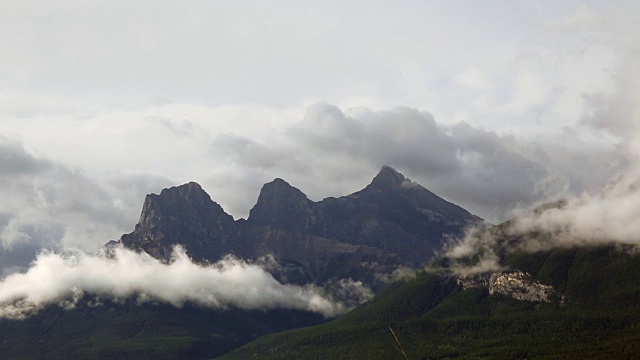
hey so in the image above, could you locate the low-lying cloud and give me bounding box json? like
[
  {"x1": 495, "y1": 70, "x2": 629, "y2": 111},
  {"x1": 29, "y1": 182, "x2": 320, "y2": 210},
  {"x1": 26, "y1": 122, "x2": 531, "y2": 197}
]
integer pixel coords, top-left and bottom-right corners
[
  {"x1": 445, "y1": 171, "x2": 640, "y2": 276},
  {"x1": 442, "y1": 46, "x2": 640, "y2": 276},
  {"x1": 0, "y1": 245, "x2": 353, "y2": 320}
]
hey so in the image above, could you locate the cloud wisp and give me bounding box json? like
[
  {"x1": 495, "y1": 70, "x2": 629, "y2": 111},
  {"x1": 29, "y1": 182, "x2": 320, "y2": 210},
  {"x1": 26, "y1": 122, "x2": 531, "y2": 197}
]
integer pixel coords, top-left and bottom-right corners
[
  {"x1": 444, "y1": 173, "x2": 640, "y2": 276},
  {"x1": 0, "y1": 245, "x2": 353, "y2": 320}
]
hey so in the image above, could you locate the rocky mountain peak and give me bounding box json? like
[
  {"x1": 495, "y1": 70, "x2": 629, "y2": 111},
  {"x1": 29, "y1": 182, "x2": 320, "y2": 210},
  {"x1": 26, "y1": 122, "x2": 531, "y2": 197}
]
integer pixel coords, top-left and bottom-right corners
[
  {"x1": 160, "y1": 181, "x2": 209, "y2": 204},
  {"x1": 118, "y1": 168, "x2": 482, "y2": 280},
  {"x1": 369, "y1": 165, "x2": 407, "y2": 190},
  {"x1": 248, "y1": 178, "x2": 313, "y2": 226},
  {"x1": 261, "y1": 178, "x2": 307, "y2": 199},
  {"x1": 138, "y1": 181, "x2": 220, "y2": 226},
  {"x1": 121, "y1": 181, "x2": 235, "y2": 261}
]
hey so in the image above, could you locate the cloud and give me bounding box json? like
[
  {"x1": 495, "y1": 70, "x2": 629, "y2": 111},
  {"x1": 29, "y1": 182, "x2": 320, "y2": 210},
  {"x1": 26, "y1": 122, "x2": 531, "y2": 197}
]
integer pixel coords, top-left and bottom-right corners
[
  {"x1": 0, "y1": 139, "x2": 51, "y2": 176},
  {"x1": 443, "y1": 225, "x2": 506, "y2": 277},
  {"x1": 444, "y1": 173, "x2": 640, "y2": 276},
  {"x1": 508, "y1": 177, "x2": 640, "y2": 251},
  {"x1": 445, "y1": 51, "x2": 640, "y2": 269},
  {"x1": 0, "y1": 95, "x2": 629, "y2": 272},
  {"x1": 375, "y1": 266, "x2": 417, "y2": 284},
  {"x1": 210, "y1": 103, "x2": 609, "y2": 223},
  {"x1": 504, "y1": 39, "x2": 640, "y2": 251},
  {"x1": 0, "y1": 245, "x2": 349, "y2": 320},
  {"x1": 0, "y1": 137, "x2": 176, "y2": 273}
]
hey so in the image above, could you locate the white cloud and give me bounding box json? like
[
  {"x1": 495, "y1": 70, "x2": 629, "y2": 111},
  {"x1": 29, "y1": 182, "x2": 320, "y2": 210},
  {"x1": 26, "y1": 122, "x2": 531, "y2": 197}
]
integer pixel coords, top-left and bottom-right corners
[
  {"x1": 445, "y1": 28, "x2": 640, "y2": 265},
  {"x1": 454, "y1": 68, "x2": 494, "y2": 92},
  {"x1": 0, "y1": 245, "x2": 348, "y2": 320}
]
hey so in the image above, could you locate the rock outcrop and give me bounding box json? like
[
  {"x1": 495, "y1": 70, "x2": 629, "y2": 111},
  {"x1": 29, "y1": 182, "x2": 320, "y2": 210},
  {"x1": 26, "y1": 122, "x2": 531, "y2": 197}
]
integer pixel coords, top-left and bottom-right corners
[
  {"x1": 120, "y1": 182, "x2": 237, "y2": 262},
  {"x1": 457, "y1": 270, "x2": 557, "y2": 302}
]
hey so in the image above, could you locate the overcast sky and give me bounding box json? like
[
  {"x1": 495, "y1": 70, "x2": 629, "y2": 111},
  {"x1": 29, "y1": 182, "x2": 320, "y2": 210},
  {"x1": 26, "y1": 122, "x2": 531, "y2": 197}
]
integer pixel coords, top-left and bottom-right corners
[{"x1": 1, "y1": 1, "x2": 639, "y2": 268}]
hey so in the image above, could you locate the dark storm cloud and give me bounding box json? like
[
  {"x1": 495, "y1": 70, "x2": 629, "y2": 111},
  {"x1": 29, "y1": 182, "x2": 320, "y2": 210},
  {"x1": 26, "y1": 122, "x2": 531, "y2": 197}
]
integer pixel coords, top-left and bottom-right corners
[
  {"x1": 0, "y1": 138, "x2": 51, "y2": 176},
  {"x1": 290, "y1": 104, "x2": 462, "y2": 176},
  {"x1": 210, "y1": 103, "x2": 589, "y2": 223}
]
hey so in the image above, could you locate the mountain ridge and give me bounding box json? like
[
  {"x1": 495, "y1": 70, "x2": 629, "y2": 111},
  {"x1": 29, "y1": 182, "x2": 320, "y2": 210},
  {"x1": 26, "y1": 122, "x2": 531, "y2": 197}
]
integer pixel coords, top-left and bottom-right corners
[{"x1": 116, "y1": 166, "x2": 481, "y2": 286}]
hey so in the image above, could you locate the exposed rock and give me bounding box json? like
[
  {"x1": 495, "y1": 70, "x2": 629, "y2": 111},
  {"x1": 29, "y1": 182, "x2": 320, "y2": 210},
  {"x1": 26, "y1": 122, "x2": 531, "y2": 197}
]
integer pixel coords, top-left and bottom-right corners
[
  {"x1": 316, "y1": 165, "x2": 482, "y2": 264},
  {"x1": 119, "y1": 182, "x2": 237, "y2": 262},
  {"x1": 457, "y1": 270, "x2": 556, "y2": 302},
  {"x1": 248, "y1": 178, "x2": 317, "y2": 233}
]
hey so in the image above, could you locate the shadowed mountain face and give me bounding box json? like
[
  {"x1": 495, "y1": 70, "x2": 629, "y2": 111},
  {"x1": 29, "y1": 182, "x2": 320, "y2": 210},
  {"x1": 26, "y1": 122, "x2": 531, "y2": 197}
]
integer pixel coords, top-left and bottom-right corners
[
  {"x1": 315, "y1": 166, "x2": 482, "y2": 264},
  {"x1": 120, "y1": 182, "x2": 237, "y2": 262},
  {"x1": 0, "y1": 299, "x2": 325, "y2": 360},
  {"x1": 117, "y1": 166, "x2": 481, "y2": 285}
]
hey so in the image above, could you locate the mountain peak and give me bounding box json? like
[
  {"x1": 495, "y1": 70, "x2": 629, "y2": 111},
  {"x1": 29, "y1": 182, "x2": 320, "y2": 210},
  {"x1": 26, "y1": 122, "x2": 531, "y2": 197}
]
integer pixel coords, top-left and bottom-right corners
[
  {"x1": 369, "y1": 165, "x2": 407, "y2": 189},
  {"x1": 121, "y1": 181, "x2": 235, "y2": 260},
  {"x1": 139, "y1": 181, "x2": 229, "y2": 225},
  {"x1": 248, "y1": 178, "x2": 312, "y2": 225},
  {"x1": 158, "y1": 181, "x2": 208, "y2": 202},
  {"x1": 259, "y1": 178, "x2": 308, "y2": 200}
]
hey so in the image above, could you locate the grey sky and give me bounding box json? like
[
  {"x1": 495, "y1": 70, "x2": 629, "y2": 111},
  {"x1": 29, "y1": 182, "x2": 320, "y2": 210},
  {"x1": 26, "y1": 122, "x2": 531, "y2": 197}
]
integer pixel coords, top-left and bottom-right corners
[{"x1": 0, "y1": 1, "x2": 639, "y2": 269}]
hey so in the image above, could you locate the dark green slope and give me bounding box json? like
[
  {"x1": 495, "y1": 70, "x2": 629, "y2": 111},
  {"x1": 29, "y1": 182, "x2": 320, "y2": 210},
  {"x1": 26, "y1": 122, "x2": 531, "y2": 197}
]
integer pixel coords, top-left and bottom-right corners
[
  {"x1": 218, "y1": 245, "x2": 640, "y2": 360},
  {"x1": 0, "y1": 302, "x2": 324, "y2": 360}
]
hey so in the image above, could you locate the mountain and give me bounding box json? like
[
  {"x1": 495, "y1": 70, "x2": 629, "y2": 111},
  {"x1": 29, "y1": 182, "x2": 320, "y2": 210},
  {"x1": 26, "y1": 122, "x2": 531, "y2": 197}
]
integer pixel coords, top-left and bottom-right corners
[
  {"x1": 313, "y1": 166, "x2": 481, "y2": 265},
  {"x1": 116, "y1": 166, "x2": 481, "y2": 286},
  {"x1": 0, "y1": 166, "x2": 482, "y2": 360},
  {"x1": 3, "y1": 167, "x2": 640, "y2": 359},
  {"x1": 218, "y1": 234, "x2": 640, "y2": 359}
]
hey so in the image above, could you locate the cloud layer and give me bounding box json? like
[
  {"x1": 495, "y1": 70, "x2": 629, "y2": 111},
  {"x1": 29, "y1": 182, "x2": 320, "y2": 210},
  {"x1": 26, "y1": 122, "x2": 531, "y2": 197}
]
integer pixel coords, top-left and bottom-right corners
[
  {"x1": 0, "y1": 246, "x2": 354, "y2": 319},
  {"x1": 0, "y1": 99, "x2": 626, "y2": 274},
  {"x1": 0, "y1": 3, "x2": 639, "y2": 275}
]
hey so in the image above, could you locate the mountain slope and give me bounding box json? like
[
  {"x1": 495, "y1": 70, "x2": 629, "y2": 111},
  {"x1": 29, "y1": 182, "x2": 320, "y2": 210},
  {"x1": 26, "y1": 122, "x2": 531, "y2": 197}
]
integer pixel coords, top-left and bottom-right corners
[
  {"x1": 218, "y1": 242, "x2": 640, "y2": 359},
  {"x1": 315, "y1": 166, "x2": 481, "y2": 265},
  {"x1": 0, "y1": 301, "x2": 324, "y2": 360}
]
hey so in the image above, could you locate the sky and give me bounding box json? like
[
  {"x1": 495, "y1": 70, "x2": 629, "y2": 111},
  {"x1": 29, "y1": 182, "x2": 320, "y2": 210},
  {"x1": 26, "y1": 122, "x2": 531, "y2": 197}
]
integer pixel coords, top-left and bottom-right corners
[{"x1": 1, "y1": 0, "x2": 640, "y2": 271}]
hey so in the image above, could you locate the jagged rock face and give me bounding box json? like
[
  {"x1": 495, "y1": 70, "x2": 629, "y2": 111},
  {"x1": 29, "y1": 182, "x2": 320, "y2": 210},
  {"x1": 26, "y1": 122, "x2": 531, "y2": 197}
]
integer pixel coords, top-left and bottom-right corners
[
  {"x1": 457, "y1": 270, "x2": 556, "y2": 302},
  {"x1": 120, "y1": 182, "x2": 237, "y2": 262},
  {"x1": 117, "y1": 166, "x2": 481, "y2": 286},
  {"x1": 316, "y1": 166, "x2": 482, "y2": 264},
  {"x1": 245, "y1": 177, "x2": 403, "y2": 284},
  {"x1": 248, "y1": 178, "x2": 317, "y2": 233}
]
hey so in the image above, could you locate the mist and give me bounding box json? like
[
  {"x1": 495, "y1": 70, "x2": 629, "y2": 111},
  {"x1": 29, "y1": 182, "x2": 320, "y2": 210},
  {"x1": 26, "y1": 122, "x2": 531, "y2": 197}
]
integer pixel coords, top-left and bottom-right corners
[
  {"x1": 0, "y1": 245, "x2": 357, "y2": 320},
  {"x1": 445, "y1": 171, "x2": 640, "y2": 276},
  {"x1": 442, "y1": 45, "x2": 640, "y2": 276}
]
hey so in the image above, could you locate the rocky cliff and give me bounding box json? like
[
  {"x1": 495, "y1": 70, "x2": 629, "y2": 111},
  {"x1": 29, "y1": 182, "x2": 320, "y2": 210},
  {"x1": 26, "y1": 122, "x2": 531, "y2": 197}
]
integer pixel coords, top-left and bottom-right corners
[{"x1": 119, "y1": 182, "x2": 238, "y2": 262}]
